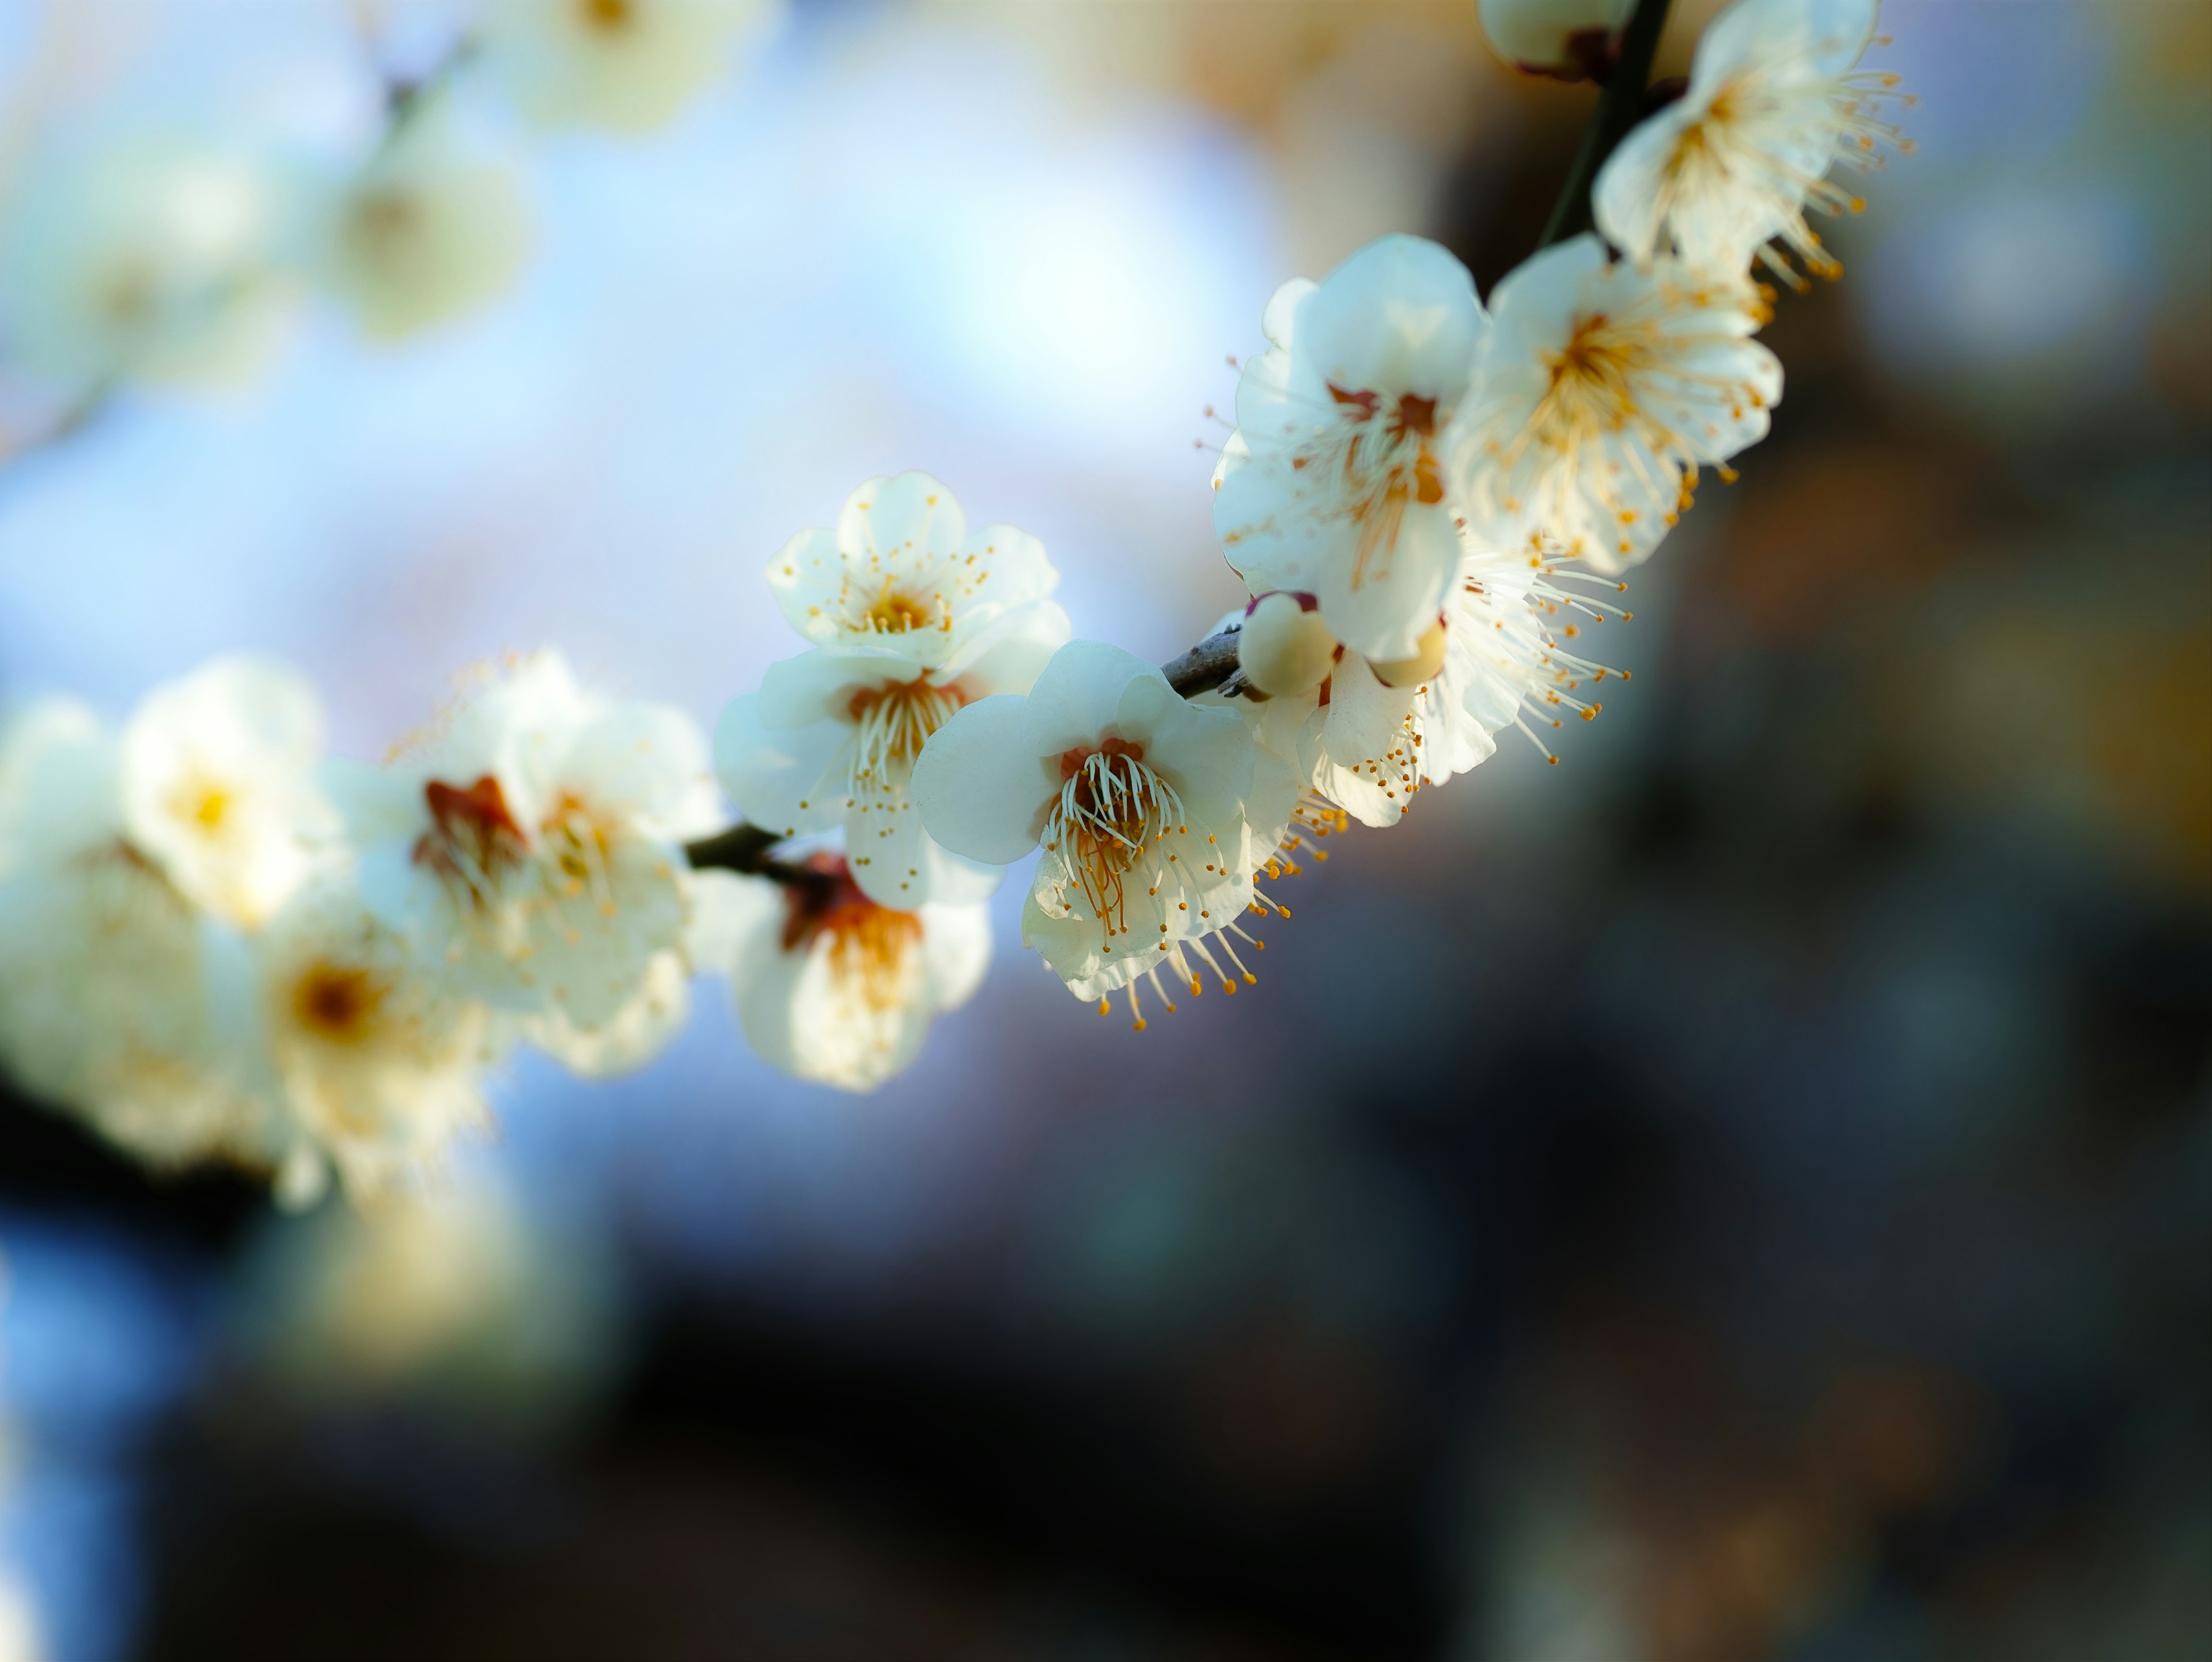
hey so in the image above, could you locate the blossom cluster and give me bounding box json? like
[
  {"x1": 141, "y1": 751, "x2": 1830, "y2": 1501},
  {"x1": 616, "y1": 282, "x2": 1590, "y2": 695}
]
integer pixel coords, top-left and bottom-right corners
[
  {"x1": 0, "y1": 0, "x2": 1908, "y2": 1205},
  {"x1": 0, "y1": 0, "x2": 779, "y2": 412}
]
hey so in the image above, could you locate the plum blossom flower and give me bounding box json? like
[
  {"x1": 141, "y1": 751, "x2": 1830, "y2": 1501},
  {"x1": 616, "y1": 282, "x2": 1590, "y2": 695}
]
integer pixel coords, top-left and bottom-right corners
[
  {"x1": 0, "y1": 130, "x2": 297, "y2": 391},
  {"x1": 309, "y1": 105, "x2": 533, "y2": 343},
  {"x1": 476, "y1": 0, "x2": 780, "y2": 134},
  {"x1": 690, "y1": 860, "x2": 989, "y2": 1092},
  {"x1": 1596, "y1": 0, "x2": 1912, "y2": 285},
  {"x1": 0, "y1": 698, "x2": 263, "y2": 1168},
  {"x1": 913, "y1": 641, "x2": 1298, "y2": 1027},
  {"x1": 118, "y1": 656, "x2": 331, "y2": 932},
  {"x1": 1477, "y1": 0, "x2": 1633, "y2": 80},
  {"x1": 1455, "y1": 234, "x2": 1781, "y2": 573},
  {"x1": 718, "y1": 472, "x2": 1070, "y2": 907},
  {"x1": 254, "y1": 877, "x2": 505, "y2": 1208},
  {"x1": 1238, "y1": 543, "x2": 1627, "y2": 826},
  {"x1": 1213, "y1": 235, "x2": 1489, "y2": 663},
  {"x1": 334, "y1": 650, "x2": 719, "y2": 1068}
]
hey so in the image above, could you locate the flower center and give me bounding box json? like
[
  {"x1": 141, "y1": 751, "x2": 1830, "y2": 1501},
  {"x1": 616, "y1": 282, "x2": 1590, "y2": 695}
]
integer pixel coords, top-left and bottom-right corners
[
  {"x1": 579, "y1": 0, "x2": 634, "y2": 31},
  {"x1": 1534, "y1": 311, "x2": 1653, "y2": 441},
  {"x1": 1042, "y1": 740, "x2": 1184, "y2": 946},
  {"x1": 540, "y1": 789, "x2": 623, "y2": 913},
  {"x1": 1286, "y1": 384, "x2": 1448, "y2": 592},
  {"x1": 846, "y1": 677, "x2": 967, "y2": 792},
  {"x1": 781, "y1": 855, "x2": 922, "y2": 1012},
  {"x1": 415, "y1": 775, "x2": 528, "y2": 903},
  {"x1": 294, "y1": 961, "x2": 385, "y2": 1043},
  {"x1": 170, "y1": 773, "x2": 233, "y2": 838},
  {"x1": 861, "y1": 586, "x2": 939, "y2": 635}
]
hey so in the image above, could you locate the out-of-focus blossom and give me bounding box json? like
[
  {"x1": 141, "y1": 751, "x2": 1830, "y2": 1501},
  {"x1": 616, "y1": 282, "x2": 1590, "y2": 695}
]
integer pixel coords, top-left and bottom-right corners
[
  {"x1": 1596, "y1": 0, "x2": 1911, "y2": 283},
  {"x1": 253, "y1": 877, "x2": 503, "y2": 1209},
  {"x1": 717, "y1": 473, "x2": 1069, "y2": 907},
  {"x1": 1456, "y1": 234, "x2": 1779, "y2": 573},
  {"x1": 0, "y1": 132, "x2": 297, "y2": 392},
  {"x1": 333, "y1": 650, "x2": 719, "y2": 1067},
  {"x1": 475, "y1": 0, "x2": 780, "y2": 135},
  {"x1": 691, "y1": 861, "x2": 989, "y2": 1092},
  {"x1": 117, "y1": 656, "x2": 330, "y2": 932},
  {"x1": 1477, "y1": 0, "x2": 1633, "y2": 80},
  {"x1": 914, "y1": 641, "x2": 1297, "y2": 1024},
  {"x1": 306, "y1": 105, "x2": 533, "y2": 343},
  {"x1": 0, "y1": 698, "x2": 262, "y2": 1169},
  {"x1": 237, "y1": 1171, "x2": 617, "y2": 1432},
  {"x1": 1214, "y1": 235, "x2": 1488, "y2": 663}
]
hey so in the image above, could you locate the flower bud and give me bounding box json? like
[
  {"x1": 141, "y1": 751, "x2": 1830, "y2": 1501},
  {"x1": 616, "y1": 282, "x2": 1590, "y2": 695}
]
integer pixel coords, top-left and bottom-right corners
[
  {"x1": 1238, "y1": 591, "x2": 1338, "y2": 699},
  {"x1": 1369, "y1": 618, "x2": 1447, "y2": 688},
  {"x1": 1476, "y1": 0, "x2": 1631, "y2": 80}
]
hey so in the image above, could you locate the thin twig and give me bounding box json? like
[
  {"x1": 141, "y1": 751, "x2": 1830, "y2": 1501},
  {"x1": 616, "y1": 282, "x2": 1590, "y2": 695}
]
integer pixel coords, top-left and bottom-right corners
[{"x1": 1538, "y1": 0, "x2": 1673, "y2": 248}]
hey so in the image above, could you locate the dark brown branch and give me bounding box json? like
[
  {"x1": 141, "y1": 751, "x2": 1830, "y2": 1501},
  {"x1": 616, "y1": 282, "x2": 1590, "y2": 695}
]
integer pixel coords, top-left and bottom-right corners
[{"x1": 1538, "y1": 0, "x2": 1674, "y2": 249}]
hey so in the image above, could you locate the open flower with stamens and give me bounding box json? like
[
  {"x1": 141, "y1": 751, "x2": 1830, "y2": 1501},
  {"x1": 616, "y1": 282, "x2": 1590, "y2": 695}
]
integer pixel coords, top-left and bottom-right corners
[
  {"x1": 118, "y1": 656, "x2": 331, "y2": 932},
  {"x1": 1455, "y1": 234, "x2": 1781, "y2": 574},
  {"x1": 477, "y1": 0, "x2": 781, "y2": 134},
  {"x1": 308, "y1": 104, "x2": 532, "y2": 343},
  {"x1": 0, "y1": 698, "x2": 264, "y2": 1169},
  {"x1": 1596, "y1": 0, "x2": 1911, "y2": 285},
  {"x1": 254, "y1": 877, "x2": 505, "y2": 1209},
  {"x1": 912, "y1": 641, "x2": 1296, "y2": 1024},
  {"x1": 1240, "y1": 543, "x2": 1628, "y2": 825},
  {"x1": 334, "y1": 650, "x2": 719, "y2": 1070},
  {"x1": 690, "y1": 860, "x2": 988, "y2": 1092},
  {"x1": 1213, "y1": 234, "x2": 1488, "y2": 663},
  {"x1": 719, "y1": 474, "x2": 1070, "y2": 907}
]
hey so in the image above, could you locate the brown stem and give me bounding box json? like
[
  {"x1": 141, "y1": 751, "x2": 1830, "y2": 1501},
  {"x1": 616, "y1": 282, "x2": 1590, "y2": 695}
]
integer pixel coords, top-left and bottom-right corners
[{"x1": 1537, "y1": 0, "x2": 1675, "y2": 249}]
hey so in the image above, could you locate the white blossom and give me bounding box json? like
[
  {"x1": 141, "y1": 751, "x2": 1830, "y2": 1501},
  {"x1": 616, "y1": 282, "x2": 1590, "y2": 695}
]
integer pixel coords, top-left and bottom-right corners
[
  {"x1": 476, "y1": 0, "x2": 779, "y2": 134},
  {"x1": 1214, "y1": 235, "x2": 1488, "y2": 663},
  {"x1": 334, "y1": 650, "x2": 719, "y2": 1066},
  {"x1": 308, "y1": 105, "x2": 533, "y2": 342},
  {"x1": 913, "y1": 641, "x2": 1298, "y2": 1027},
  {"x1": 253, "y1": 877, "x2": 503, "y2": 1208},
  {"x1": 691, "y1": 862, "x2": 988, "y2": 1092},
  {"x1": 718, "y1": 472, "x2": 1070, "y2": 907},
  {"x1": 1235, "y1": 590, "x2": 1338, "y2": 701},
  {"x1": 0, "y1": 698, "x2": 263, "y2": 1169},
  {"x1": 1455, "y1": 233, "x2": 1781, "y2": 574},
  {"x1": 1478, "y1": 0, "x2": 1633, "y2": 79},
  {"x1": 1240, "y1": 542, "x2": 1632, "y2": 824},
  {"x1": 118, "y1": 656, "x2": 331, "y2": 932},
  {"x1": 1596, "y1": 0, "x2": 1911, "y2": 285},
  {"x1": 0, "y1": 131, "x2": 297, "y2": 391}
]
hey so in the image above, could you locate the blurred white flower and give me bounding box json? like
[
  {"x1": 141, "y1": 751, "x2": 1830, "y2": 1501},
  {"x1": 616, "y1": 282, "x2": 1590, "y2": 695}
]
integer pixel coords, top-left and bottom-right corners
[
  {"x1": 118, "y1": 656, "x2": 331, "y2": 932},
  {"x1": 1214, "y1": 234, "x2": 1488, "y2": 664},
  {"x1": 1596, "y1": 0, "x2": 1911, "y2": 283},
  {"x1": 0, "y1": 131, "x2": 298, "y2": 392},
  {"x1": 718, "y1": 472, "x2": 1070, "y2": 907},
  {"x1": 308, "y1": 104, "x2": 533, "y2": 342},
  {"x1": 1456, "y1": 234, "x2": 1780, "y2": 574},
  {"x1": 237, "y1": 1170, "x2": 616, "y2": 1432},
  {"x1": 334, "y1": 650, "x2": 719, "y2": 1063},
  {"x1": 914, "y1": 641, "x2": 1297, "y2": 1024},
  {"x1": 1477, "y1": 0, "x2": 1633, "y2": 79},
  {"x1": 0, "y1": 698, "x2": 263, "y2": 1169},
  {"x1": 254, "y1": 877, "x2": 503, "y2": 1209},
  {"x1": 691, "y1": 862, "x2": 988, "y2": 1092},
  {"x1": 475, "y1": 0, "x2": 779, "y2": 134}
]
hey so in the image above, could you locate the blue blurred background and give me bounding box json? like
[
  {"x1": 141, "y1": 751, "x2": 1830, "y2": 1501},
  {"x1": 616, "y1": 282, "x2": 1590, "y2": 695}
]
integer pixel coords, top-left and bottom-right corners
[{"x1": 1, "y1": 1, "x2": 2207, "y2": 1657}]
